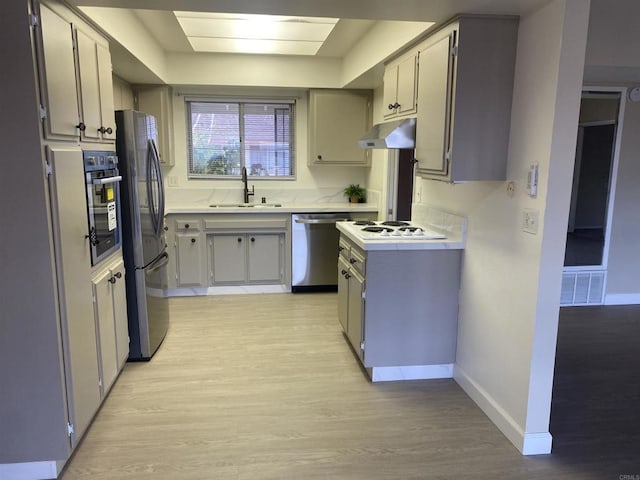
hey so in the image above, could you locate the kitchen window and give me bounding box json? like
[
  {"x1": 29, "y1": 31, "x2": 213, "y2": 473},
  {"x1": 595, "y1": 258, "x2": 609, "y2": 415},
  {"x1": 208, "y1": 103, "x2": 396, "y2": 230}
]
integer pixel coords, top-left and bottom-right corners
[{"x1": 186, "y1": 99, "x2": 295, "y2": 178}]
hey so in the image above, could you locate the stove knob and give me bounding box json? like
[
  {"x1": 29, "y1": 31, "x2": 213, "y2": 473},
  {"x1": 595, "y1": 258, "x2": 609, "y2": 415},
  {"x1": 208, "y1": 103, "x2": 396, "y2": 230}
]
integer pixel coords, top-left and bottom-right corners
[
  {"x1": 380, "y1": 229, "x2": 390, "y2": 236},
  {"x1": 414, "y1": 228, "x2": 424, "y2": 236},
  {"x1": 391, "y1": 229, "x2": 401, "y2": 236},
  {"x1": 402, "y1": 229, "x2": 412, "y2": 236}
]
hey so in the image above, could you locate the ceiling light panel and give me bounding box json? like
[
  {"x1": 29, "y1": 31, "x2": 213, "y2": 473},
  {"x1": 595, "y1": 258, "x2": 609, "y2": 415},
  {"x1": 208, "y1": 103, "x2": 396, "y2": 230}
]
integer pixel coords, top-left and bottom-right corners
[
  {"x1": 188, "y1": 37, "x2": 323, "y2": 55},
  {"x1": 174, "y1": 11, "x2": 339, "y2": 55}
]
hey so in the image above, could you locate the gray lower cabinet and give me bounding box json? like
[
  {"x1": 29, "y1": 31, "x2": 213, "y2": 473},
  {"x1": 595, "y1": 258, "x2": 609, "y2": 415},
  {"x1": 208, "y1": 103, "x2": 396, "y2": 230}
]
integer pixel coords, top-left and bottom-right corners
[
  {"x1": 210, "y1": 234, "x2": 246, "y2": 283},
  {"x1": 337, "y1": 256, "x2": 350, "y2": 332},
  {"x1": 210, "y1": 233, "x2": 285, "y2": 285},
  {"x1": 338, "y1": 247, "x2": 365, "y2": 362},
  {"x1": 338, "y1": 234, "x2": 462, "y2": 369},
  {"x1": 91, "y1": 257, "x2": 128, "y2": 397},
  {"x1": 47, "y1": 145, "x2": 101, "y2": 446},
  {"x1": 175, "y1": 232, "x2": 203, "y2": 286},
  {"x1": 165, "y1": 213, "x2": 290, "y2": 290},
  {"x1": 247, "y1": 234, "x2": 284, "y2": 282}
]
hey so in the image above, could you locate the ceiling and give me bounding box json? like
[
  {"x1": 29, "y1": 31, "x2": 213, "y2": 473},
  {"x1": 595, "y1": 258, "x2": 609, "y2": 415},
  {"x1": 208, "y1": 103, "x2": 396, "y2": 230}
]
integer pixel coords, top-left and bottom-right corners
[
  {"x1": 131, "y1": 9, "x2": 376, "y2": 58},
  {"x1": 70, "y1": 0, "x2": 554, "y2": 85}
]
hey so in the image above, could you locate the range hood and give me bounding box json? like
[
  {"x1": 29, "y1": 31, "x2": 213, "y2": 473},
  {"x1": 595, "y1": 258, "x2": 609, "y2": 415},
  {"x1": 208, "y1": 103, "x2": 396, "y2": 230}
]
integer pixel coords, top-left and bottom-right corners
[{"x1": 358, "y1": 118, "x2": 416, "y2": 149}]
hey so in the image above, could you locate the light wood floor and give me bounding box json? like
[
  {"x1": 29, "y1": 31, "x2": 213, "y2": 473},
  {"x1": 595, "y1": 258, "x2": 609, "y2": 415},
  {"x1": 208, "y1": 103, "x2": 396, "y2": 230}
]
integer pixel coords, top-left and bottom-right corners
[{"x1": 60, "y1": 294, "x2": 639, "y2": 479}]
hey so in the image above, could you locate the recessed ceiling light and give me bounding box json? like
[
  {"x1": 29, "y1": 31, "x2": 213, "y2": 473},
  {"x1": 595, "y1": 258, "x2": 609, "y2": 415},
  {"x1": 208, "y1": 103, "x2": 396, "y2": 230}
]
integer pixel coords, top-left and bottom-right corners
[{"x1": 174, "y1": 11, "x2": 339, "y2": 55}]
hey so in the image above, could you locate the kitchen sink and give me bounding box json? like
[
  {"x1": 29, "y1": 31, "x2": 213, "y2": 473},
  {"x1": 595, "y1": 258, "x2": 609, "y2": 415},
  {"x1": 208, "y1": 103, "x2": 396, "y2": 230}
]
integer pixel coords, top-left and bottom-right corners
[{"x1": 209, "y1": 203, "x2": 282, "y2": 208}]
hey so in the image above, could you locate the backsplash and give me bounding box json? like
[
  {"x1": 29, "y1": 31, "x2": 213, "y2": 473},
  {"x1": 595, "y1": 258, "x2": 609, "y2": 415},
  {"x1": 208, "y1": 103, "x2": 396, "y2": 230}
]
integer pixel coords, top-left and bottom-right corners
[
  {"x1": 412, "y1": 204, "x2": 467, "y2": 240},
  {"x1": 165, "y1": 187, "x2": 379, "y2": 207}
]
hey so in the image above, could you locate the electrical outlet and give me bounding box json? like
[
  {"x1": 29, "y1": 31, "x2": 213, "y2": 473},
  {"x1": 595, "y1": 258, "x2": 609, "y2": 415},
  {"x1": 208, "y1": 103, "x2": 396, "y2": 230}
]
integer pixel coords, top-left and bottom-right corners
[{"x1": 523, "y1": 208, "x2": 539, "y2": 235}]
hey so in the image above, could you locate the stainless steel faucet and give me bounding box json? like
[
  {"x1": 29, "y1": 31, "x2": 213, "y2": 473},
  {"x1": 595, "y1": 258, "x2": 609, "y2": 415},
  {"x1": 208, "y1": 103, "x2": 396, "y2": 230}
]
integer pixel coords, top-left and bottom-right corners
[{"x1": 241, "y1": 166, "x2": 254, "y2": 203}]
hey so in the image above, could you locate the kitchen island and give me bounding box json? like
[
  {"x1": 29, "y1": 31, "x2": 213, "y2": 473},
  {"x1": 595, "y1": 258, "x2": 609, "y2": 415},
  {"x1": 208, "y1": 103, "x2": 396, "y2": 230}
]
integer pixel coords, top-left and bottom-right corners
[{"x1": 336, "y1": 208, "x2": 466, "y2": 382}]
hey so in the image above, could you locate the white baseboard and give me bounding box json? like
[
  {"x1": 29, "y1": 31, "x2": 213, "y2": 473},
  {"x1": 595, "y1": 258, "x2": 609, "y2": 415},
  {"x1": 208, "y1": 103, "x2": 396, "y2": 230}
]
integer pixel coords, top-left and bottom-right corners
[
  {"x1": 166, "y1": 284, "x2": 289, "y2": 297},
  {"x1": 369, "y1": 364, "x2": 453, "y2": 382},
  {"x1": 454, "y1": 365, "x2": 552, "y2": 455},
  {"x1": 604, "y1": 293, "x2": 640, "y2": 305},
  {"x1": 0, "y1": 461, "x2": 63, "y2": 480}
]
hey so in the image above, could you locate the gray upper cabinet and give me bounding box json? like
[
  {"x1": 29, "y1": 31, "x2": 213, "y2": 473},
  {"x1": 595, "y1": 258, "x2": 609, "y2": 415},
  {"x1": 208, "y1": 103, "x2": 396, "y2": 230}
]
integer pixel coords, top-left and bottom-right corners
[
  {"x1": 383, "y1": 52, "x2": 418, "y2": 120},
  {"x1": 415, "y1": 16, "x2": 519, "y2": 182},
  {"x1": 36, "y1": 2, "x2": 115, "y2": 143},
  {"x1": 37, "y1": 3, "x2": 80, "y2": 140},
  {"x1": 308, "y1": 89, "x2": 372, "y2": 166},
  {"x1": 136, "y1": 86, "x2": 175, "y2": 165}
]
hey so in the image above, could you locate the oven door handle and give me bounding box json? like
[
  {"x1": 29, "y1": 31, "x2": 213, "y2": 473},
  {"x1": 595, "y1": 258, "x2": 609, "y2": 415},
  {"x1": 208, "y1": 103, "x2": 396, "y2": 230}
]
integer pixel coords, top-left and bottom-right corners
[
  {"x1": 91, "y1": 175, "x2": 122, "y2": 185},
  {"x1": 294, "y1": 218, "x2": 348, "y2": 224}
]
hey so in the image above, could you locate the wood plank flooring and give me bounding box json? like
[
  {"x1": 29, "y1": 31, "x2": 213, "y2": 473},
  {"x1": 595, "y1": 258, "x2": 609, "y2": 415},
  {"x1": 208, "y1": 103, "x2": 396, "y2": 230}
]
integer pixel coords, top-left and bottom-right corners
[{"x1": 60, "y1": 294, "x2": 640, "y2": 479}]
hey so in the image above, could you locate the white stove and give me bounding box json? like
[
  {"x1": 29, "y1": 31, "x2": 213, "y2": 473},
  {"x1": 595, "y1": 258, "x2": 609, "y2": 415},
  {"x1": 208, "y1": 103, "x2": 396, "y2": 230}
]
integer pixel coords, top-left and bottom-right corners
[{"x1": 340, "y1": 220, "x2": 447, "y2": 241}]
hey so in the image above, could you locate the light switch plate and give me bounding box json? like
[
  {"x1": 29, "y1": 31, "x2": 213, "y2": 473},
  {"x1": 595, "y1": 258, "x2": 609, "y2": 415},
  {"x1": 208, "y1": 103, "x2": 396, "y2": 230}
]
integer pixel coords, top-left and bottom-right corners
[{"x1": 523, "y1": 208, "x2": 539, "y2": 235}]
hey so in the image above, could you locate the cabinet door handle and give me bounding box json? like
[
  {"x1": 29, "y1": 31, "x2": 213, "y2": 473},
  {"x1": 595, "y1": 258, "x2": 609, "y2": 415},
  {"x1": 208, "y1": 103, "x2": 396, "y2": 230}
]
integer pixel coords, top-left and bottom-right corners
[
  {"x1": 108, "y1": 276, "x2": 116, "y2": 284},
  {"x1": 388, "y1": 103, "x2": 395, "y2": 110},
  {"x1": 76, "y1": 122, "x2": 86, "y2": 132},
  {"x1": 191, "y1": 238, "x2": 196, "y2": 244},
  {"x1": 114, "y1": 272, "x2": 122, "y2": 279},
  {"x1": 338, "y1": 246, "x2": 344, "y2": 252},
  {"x1": 98, "y1": 126, "x2": 113, "y2": 135},
  {"x1": 349, "y1": 258, "x2": 357, "y2": 264},
  {"x1": 237, "y1": 237, "x2": 242, "y2": 243},
  {"x1": 394, "y1": 102, "x2": 401, "y2": 109},
  {"x1": 184, "y1": 223, "x2": 190, "y2": 229},
  {"x1": 317, "y1": 154, "x2": 322, "y2": 161},
  {"x1": 250, "y1": 237, "x2": 255, "y2": 242},
  {"x1": 345, "y1": 273, "x2": 351, "y2": 279},
  {"x1": 341, "y1": 269, "x2": 348, "y2": 275}
]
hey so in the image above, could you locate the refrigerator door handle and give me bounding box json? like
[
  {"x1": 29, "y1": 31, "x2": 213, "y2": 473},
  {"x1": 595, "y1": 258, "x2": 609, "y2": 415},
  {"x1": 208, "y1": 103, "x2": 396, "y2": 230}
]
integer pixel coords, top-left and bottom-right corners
[
  {"x1": 146, "y1": 139, "x2": 165, "y2": 238},
  {"x1": 142, "y1": 251, "x2": 169, "y2": 274}
]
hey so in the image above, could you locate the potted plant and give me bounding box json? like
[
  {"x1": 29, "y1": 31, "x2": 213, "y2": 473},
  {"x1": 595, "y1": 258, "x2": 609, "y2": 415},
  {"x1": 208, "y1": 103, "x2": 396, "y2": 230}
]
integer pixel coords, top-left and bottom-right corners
[{"x1": 343, "y1": 184, "x2": 366, "y2": 203}]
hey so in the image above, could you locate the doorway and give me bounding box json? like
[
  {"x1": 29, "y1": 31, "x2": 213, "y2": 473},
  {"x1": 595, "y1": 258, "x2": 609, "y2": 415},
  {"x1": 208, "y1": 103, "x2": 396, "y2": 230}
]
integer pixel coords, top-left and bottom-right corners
[
  {"x1": 385, "y1": 148, "x2": 415, "y2": 221},
  {"x1": 561, "y1": 90, "x2": 624, "y2": 306}
]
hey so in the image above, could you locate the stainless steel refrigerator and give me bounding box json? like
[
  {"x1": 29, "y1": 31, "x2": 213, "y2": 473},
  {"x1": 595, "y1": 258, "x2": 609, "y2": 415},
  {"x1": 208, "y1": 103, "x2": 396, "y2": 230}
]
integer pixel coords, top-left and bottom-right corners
[{"x1": 116, "y1": 110, "x2": 170, "y2": 360}]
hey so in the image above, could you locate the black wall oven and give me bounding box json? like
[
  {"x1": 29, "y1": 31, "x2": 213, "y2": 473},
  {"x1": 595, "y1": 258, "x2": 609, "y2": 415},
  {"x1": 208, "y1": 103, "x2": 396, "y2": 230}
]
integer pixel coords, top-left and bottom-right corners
[{"x1": 83, "y1": 150, "x2": 122, "y2": 265}]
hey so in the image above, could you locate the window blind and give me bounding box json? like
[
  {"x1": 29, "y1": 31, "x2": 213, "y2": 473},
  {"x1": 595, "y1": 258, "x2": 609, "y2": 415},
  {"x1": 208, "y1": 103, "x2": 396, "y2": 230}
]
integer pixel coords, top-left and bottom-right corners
[{"x1": 187, "y1": 100, "x2": 295, "y2": 177}]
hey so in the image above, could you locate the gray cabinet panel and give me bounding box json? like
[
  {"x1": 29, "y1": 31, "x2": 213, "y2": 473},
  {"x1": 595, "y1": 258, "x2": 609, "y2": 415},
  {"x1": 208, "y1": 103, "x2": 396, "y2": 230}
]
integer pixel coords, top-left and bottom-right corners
[
  {"x1": 337, "y1": 257, "x2": 350, "y2": 332},
  {"x1": 92, "y1": 269, "x2": 118, "y2": 396},
  {"x1": 111, "y1": 260, "x2": 129, "y2": 368},
  {"x1": 47, "y1": 146, "x2": 100, "y2": 446},
  {"x1": 415, "y1": 33, "x2": 453, "y2": 175},
  {"x1": 76, "y1": 28, "x2": 102, "y2": 142},
  {"x1": 211, "y1": 234, "x2": 246, "y2": 284},
  {"x1": 347, "y1": 269, "x2": 365, "y2": 362},
  {"x1": 308, "y1": 90, "x2": 372, "y2": 166},
  {"x1": 38, "y1": 4, "x2": 79, "y2": 140},
  {"x1": 247, "y1": 234, "x2": 283, "y2": 283},
  {"x1": 176, "y1": 233, "x2": 203, "y2": 286}
]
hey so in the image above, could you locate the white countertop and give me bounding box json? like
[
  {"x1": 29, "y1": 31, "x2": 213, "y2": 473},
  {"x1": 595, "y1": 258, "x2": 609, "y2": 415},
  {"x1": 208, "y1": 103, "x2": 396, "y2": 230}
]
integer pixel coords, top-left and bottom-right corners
[
  {"x1": 336, "y1": 221, "x2": 465, "y2": 251},
  {"x1": 165, "y1": 202, "x2": 378, "y2": 215}
]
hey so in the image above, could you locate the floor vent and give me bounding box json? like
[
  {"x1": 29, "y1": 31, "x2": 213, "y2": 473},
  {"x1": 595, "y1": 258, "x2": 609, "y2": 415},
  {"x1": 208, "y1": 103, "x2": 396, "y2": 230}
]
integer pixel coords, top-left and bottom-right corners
[{"x1": 561, "y1": 271, "x2": 605, "y2": 306}]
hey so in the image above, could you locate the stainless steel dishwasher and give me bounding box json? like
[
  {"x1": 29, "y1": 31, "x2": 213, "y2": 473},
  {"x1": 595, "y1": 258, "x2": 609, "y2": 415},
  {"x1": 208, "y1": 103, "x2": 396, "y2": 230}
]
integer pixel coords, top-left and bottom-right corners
[{"x1": 291, "y1": 213, "x2": 351, "y2": 292}]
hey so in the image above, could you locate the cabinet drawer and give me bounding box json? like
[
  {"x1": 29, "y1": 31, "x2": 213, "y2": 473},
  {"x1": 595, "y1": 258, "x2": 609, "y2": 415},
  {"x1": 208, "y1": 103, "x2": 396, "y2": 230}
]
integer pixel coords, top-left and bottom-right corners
[
  {"x1": 175, "y1": 219, "x2": 201, "y2": 231},
  {"x1": 338, "y1": 237, "x2": 351, "y2": 261},
  {"x1": 349, "y1": 249, "x2": 366, "y2": 276},
  {"x1": 204, "y1": 217, "x2": 288, "y2": 230}
]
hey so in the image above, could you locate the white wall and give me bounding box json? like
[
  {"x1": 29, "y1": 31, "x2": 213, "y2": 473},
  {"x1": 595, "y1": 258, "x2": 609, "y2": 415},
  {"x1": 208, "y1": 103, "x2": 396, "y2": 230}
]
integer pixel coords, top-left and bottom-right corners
[{"x1": 416, "y1": 0, "x2": 589, "y2": 454}]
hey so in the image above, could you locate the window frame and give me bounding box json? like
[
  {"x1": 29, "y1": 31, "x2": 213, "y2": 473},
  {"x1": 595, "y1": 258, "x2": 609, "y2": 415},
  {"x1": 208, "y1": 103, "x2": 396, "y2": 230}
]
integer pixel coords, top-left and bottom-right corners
[{"x1": 186, "y1": 97, "x2": 296, "y2": 180}]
